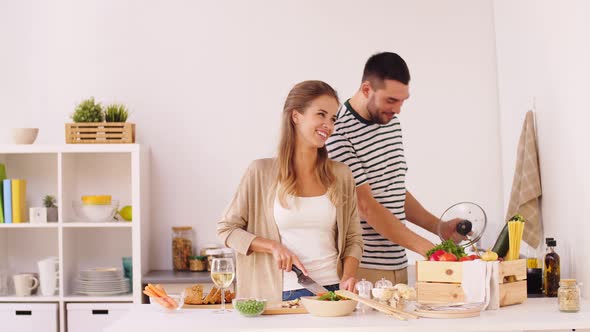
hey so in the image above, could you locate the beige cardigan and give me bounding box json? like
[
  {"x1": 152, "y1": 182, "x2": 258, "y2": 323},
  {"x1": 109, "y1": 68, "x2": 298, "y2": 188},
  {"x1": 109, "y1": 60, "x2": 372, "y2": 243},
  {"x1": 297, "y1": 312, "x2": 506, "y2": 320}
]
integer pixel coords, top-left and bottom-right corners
[{"x1": 217, "y1": 158, "x2": 363, "y2": 303}]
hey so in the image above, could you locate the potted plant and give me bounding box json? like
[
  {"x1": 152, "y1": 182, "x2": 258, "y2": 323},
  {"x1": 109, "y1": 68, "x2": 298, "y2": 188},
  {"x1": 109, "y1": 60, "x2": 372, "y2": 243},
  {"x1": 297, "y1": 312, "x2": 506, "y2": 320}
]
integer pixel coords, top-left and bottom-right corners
[
  {"x1": 65, "y1": 98, "x2": 135, "y2": 144},
  {"x1": 43, "y1": 195, "x2": 58, "y2": 222},
  {"x1": 104, "y1": 104, "x2": 129, "y2": 122},
  {"x1": 71, "y1": 97, "x2": 104, "y2": 123}
]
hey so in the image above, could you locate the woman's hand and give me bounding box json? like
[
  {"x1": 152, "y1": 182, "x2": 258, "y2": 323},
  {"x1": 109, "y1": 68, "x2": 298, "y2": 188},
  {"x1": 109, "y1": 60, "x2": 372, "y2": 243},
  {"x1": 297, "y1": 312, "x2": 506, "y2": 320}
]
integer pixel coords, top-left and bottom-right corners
[
  {"x1": 270, "y1": 242, "x2": 307, "y2": 275},
  {"x1": 339, "y1": 276, "x2": 357, "y2": 293}
]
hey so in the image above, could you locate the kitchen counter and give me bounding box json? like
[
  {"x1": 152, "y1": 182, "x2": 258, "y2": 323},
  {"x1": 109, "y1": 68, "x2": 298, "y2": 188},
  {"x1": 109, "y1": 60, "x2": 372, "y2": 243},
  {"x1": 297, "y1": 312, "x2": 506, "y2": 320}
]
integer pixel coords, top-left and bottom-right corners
[
  {"x1": 105, "y1": 298, "x2": 590, "y2": 332},
  {"x1": 142, "y1": 270, "x2": 213, "y2": 284}
]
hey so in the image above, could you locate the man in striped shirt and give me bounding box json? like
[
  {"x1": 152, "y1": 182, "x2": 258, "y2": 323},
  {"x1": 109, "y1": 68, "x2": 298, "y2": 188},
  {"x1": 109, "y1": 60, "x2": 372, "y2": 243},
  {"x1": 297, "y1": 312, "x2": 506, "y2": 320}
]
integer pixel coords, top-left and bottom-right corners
[{"x1": 326, "y1": 52, "x2": 462, "y2": 284}]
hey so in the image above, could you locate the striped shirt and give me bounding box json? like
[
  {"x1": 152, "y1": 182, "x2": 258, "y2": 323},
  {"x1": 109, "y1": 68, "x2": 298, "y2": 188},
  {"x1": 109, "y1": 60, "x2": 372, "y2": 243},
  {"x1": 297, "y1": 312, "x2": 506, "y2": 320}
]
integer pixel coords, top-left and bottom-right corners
[{"x1": 326, "y1": 100, "x2": 408, "y2": 270}]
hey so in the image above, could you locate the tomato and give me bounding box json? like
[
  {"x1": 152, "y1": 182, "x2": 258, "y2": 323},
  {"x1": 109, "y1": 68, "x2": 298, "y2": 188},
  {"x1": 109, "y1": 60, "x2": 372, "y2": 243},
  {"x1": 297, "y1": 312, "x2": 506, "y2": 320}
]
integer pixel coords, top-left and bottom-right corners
[
  {"x1": 438, "y1": 253, "x2": 458, "y2": 261},
  {"x1": 429, "y1": 249, "x2": 447, "y2": 261},
  {"x1": 468, "y1": 254, "x2": 480, "y2": 260},
  {"x1": 459, "y1": 256, "x2": 472, "y2": 261}
]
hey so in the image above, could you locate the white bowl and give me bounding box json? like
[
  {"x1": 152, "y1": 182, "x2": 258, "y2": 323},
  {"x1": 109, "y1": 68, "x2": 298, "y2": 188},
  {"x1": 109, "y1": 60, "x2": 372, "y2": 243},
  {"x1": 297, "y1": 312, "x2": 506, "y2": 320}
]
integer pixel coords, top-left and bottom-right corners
[
  {"x1": 72, "y1": 201, "x2": 119, "y2": 222},
  {"x1": 12, "y1": 128, "x2": 39, "y2": 144},
  {"x1": 300, "y1": 296, "x2": 357, "y2": 317}
]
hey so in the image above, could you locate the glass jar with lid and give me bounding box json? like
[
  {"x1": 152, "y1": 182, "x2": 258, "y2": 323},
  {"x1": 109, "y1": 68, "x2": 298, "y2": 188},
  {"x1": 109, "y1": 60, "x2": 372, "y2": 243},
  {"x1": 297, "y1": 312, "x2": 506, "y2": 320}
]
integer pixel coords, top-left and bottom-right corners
[
  {"x1": 172, "y1": 226, "x2": 194, "y2": 271},
  {"x1": 200, "y1": 244, "x2": 221, "y2": 257},
  {"x1": 189, "y1": 256, "x2": 207, "y2": 272},
  {"x1": 206, "y1": 249, "x2": 223, "y2": 272},
  {"x1": 558, "y1": 279, "x2": 580, "y2": 312}
]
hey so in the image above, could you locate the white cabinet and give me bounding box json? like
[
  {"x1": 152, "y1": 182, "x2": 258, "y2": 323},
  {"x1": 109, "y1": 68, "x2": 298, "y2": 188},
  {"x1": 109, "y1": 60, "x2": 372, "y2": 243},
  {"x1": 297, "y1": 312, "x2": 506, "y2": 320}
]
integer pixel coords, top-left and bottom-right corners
[
  {"x1": 67, "y1": 303, "x2": 131, "y2": 332},
  {"x1": 0, "y1": 144, "x2": 150, "y2": 332},
  {"x1": 0, "y1": 303, "x2": 58, "y2": 332}
]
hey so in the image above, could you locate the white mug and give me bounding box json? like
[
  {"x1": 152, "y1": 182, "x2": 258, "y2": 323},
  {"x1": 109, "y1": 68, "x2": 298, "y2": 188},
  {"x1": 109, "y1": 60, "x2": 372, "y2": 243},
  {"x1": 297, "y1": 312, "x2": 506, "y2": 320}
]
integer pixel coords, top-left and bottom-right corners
[
  {"x1": 38, "y1": 259, "x2": 59, "y2": 296},
  {"x1": 13, "y1": 274, "x2": 39, "y2": 297}
]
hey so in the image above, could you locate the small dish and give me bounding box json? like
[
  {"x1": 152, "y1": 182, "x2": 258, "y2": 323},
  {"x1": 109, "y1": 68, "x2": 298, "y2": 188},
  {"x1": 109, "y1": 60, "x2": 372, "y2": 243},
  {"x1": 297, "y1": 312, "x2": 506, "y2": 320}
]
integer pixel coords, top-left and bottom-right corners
[
  {"x1": 149, "y1": 293, "x2": 185, "y2": 312},
  {"x1": 232, "y1": 298, "x2": 267, "y2": 317},
  {"x1": 12, "y1": 128, "x2": 39, "y2": 144},
  {"x1": 72, "y1": 200, "x2": 119, "y2": 222}
]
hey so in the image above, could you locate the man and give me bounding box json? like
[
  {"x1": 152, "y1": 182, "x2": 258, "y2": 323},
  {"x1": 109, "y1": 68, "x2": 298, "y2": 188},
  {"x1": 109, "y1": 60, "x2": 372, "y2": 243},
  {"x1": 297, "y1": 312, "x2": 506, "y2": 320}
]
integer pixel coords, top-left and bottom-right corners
[{"x1": 326, "y1": 52, "x2": 462, "y2": 284}]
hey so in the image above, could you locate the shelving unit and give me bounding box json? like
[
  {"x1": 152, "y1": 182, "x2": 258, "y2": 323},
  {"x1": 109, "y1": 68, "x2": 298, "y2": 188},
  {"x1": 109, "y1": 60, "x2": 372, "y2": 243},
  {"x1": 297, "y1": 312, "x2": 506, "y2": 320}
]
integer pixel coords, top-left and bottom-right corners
[{"x1": 0, "y1": 144, "x2": 150, "y2": 332}]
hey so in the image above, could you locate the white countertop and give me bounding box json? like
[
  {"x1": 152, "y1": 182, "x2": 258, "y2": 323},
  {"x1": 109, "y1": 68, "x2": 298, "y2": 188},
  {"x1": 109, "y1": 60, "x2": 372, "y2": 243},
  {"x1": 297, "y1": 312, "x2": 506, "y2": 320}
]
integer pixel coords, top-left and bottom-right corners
[{"x1": 104, "y1": 298, "x2": 590, "y2": 332}]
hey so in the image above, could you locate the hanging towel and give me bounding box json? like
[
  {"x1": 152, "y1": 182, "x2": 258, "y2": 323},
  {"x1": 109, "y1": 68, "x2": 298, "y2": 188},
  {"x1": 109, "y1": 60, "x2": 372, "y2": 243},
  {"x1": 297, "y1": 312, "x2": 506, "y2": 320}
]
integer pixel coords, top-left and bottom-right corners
[{"x1": 505, "y1": 111, "x2": 543, "y2": 248}]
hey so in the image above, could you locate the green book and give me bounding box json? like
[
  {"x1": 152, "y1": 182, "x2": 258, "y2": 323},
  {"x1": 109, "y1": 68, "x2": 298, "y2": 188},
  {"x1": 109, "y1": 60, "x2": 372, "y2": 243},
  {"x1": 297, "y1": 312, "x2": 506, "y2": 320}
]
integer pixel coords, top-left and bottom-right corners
[{"x1": 0, "y1": 163, "x2": 5, "y2": 223}]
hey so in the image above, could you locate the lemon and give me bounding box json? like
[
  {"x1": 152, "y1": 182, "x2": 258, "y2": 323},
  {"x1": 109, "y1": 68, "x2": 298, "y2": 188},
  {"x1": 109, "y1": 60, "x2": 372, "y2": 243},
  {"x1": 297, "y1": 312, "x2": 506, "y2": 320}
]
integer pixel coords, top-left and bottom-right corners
[
  {"x1": 119, "y1": 205, "x2": 132, "y2": 221},
  {"x1": 82, "y1": 195, "x2": 112, "y2": 205}
]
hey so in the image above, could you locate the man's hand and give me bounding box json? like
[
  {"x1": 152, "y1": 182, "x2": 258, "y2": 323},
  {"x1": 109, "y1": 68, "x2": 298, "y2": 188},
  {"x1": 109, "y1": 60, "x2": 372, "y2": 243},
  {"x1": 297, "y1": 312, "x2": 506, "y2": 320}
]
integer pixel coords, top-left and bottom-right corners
[
  {"x1": 339, "y1": 276, "x2": 357, "y2": 293},
  {"x1": 438, "y1": 218, "x2": 471, "y2": 243}
]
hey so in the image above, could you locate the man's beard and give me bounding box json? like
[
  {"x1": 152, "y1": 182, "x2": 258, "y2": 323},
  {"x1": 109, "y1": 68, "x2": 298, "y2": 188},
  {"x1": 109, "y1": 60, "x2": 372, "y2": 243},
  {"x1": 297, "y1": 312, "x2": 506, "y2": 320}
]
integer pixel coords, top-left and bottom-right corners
[{"x1": 367, "y1": 98, "x2": 388, "y2": 125}]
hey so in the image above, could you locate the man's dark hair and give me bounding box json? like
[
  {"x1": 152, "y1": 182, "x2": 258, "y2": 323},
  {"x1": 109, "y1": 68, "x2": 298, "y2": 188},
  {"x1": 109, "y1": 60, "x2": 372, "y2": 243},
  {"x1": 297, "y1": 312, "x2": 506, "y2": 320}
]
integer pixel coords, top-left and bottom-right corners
[{"x1": 362, "y1": 52, "x2": 410, "y2": 88}]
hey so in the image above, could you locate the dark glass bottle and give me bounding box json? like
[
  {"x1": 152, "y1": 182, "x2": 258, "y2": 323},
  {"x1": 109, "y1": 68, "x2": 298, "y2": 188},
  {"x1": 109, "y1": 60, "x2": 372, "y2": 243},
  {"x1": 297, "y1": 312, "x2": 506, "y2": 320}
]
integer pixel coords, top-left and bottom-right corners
[{"x1": 544, "y1": 239, "x2": 560, "y2": 297}]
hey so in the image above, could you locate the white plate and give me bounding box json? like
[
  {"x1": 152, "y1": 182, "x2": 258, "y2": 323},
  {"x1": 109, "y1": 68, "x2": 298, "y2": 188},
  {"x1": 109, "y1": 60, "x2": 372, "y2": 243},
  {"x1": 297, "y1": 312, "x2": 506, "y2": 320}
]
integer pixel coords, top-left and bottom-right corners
[{"x1": 76, "y1": 290, "x2": 130, "y2": 296}]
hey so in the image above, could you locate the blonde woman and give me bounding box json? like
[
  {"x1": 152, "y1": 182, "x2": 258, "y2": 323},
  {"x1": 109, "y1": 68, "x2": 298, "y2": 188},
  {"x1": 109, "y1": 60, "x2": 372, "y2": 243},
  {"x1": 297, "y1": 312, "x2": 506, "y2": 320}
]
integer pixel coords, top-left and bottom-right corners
[{"x1": 217, "y1": 80, "x2": 363, "y2": 303}]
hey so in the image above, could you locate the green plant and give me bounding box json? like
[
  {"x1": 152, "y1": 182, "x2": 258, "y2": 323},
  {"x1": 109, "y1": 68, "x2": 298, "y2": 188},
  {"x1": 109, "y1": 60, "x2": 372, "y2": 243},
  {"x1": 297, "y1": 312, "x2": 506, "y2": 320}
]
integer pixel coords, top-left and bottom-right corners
[
  {"x1": 71, "y1": 97, "x2": 104, "y2": 122},
  {"x1": 104, "y1": 104, "x2": 129, "y2": 122},
  {"x1": 43, "y1": 195, "x2": 57, "y2": 208}
]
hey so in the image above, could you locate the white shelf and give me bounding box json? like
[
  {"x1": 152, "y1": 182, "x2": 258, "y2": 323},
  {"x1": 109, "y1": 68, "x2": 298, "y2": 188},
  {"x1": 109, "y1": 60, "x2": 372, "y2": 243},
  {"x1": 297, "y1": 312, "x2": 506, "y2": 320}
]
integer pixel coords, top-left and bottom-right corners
[
  {"x1": 0, "y1": 144, "x2": 140, "y2": 154},
  {"x1": 0, "y1": 296, "x2": 61, "y2": 302},
  {"x1": 62, "y1": 295, "x2": 133, "y2": 302},
  {"x1": 0, "y1": 144, "x2": 150, "y2": 332},
  {"x1": 62, "y1": 222, "x2": 132, "y2": 228},
  {"x1": 0, "y1": 223, "x2": 59, "y2": 228}
]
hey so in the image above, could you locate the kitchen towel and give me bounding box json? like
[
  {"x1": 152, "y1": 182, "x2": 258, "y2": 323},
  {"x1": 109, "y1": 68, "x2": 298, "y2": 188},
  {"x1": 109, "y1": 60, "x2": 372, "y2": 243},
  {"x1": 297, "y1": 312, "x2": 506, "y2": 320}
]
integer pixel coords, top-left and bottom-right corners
[
  {"x1": 505, "y1": 111, "x2": 543, "y2": 248},
  {"x1": 461, "y1": 259, "x2": 487, "y2": 304}
]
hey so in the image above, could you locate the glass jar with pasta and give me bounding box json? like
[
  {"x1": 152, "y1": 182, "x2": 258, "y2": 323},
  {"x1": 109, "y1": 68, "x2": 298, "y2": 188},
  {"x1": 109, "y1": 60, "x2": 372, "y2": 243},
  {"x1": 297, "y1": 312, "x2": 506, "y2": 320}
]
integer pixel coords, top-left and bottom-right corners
[{"x1": 172, "y1": 226, "x2": 193, "y2": 271}]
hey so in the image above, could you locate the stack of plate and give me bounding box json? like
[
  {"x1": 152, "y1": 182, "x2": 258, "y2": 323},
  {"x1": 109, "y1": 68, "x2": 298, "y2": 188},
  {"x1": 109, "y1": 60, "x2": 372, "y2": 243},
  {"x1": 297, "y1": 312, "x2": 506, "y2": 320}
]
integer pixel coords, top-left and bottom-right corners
[{"x1": 75, "y1": 268, "x2": 130, "y2": 296}]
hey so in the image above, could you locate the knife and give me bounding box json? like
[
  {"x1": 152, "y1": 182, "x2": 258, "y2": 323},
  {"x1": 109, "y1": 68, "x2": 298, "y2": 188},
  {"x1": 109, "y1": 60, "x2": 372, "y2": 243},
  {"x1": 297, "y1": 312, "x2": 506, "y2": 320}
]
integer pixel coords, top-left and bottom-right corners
[{"x1": 291, "y1": 265, "x2": 329, "y2": 295}]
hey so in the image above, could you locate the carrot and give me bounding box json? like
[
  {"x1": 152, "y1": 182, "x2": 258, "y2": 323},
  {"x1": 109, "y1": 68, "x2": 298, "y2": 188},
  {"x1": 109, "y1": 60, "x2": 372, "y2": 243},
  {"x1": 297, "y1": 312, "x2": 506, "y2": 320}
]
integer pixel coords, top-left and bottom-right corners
[
  {"x1": 147, "y1": 284, "x2": 167, "y2": 298},
  {"x1": 143, "y1": 289, "x2": 157, "y2": 298},
  {"x1": 155, "y1": 284, "x2": 168, "y2": 296},
  {"x1": 162, "y1": 296, "x2": 179, "y2": 309},
  {"x1": 153, "y1": 296, "x2": 173, "y2": 309}
]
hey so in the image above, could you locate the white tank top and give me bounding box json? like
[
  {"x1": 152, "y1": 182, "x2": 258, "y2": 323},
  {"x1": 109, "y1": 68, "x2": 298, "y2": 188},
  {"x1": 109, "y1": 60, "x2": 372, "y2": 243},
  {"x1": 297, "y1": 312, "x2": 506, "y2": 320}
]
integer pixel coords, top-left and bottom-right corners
[{"x1": 273, "y1": 193, "x2": 340, "y2": 291}]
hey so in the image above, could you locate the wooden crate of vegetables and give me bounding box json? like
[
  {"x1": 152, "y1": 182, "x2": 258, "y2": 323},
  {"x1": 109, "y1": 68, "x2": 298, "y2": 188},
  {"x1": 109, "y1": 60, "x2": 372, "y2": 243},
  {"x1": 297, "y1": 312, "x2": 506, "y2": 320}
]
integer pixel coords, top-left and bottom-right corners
[{"x1": 415, "y1": 240, "x2": 527, "y2": 307}]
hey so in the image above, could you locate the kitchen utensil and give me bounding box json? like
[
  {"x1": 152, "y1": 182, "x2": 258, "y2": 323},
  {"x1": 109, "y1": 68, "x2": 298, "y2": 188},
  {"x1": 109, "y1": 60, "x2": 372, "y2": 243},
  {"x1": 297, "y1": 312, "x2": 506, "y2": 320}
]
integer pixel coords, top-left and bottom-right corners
[
  {"x1": 11, "y1": 128, "x2": 38, "y2": 144},
  {"x1": 300, "y1": 296, "x2": 357, "y2": 317},
  {"x1": 335, "y1": 290, "x2": 418, "y2": 320},
  {"x1": 13, "y1": 274, "x2": 39, "y2": 297},
  {"x1": 38, "y1": 258, "x2": 59, "y2": 296},
  {"x1": 355, "y1": 278, "x2": 373, "y2": 313},
  {"x1": 290, "y1": 265, "x2": 328, "y2": 295},
  {"x1": 438, "y1": 202, "x2": 487, "y2": 251}
]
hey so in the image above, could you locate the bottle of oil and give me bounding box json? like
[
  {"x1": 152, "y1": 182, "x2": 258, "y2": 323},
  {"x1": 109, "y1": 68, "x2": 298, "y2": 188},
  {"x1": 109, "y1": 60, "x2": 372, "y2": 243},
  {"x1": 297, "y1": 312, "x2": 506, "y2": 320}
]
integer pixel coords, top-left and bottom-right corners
[{"x1": 544, "y1": 239, "x2": 560, "y2": 297}]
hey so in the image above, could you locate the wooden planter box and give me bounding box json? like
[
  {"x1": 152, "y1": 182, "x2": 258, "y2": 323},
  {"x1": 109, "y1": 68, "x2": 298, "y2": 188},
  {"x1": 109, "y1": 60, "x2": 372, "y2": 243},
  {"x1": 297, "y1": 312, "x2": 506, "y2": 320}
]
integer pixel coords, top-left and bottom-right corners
[
  {"x1": 415, "y1": 259, "x2": 527, "y2": 307},
  {"x1": 65, "y1": 123, "x2": 135, "y2": 144}
]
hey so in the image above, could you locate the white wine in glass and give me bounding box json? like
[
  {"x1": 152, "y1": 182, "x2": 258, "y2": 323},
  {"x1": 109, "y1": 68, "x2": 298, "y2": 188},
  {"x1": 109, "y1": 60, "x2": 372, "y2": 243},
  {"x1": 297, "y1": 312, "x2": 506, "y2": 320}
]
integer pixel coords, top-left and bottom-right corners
[{"x1": 210, "y1": 257, "x2": 235, "y2": 313}]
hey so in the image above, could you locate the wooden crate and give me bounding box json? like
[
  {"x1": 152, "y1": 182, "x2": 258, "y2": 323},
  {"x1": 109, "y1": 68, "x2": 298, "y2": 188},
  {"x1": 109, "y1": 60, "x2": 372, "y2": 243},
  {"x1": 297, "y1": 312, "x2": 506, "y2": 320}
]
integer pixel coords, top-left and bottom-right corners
[
  {"x1": 65, "y1": 123, "x2": 135, "y2": 144},
  {"x1": 415, "y1": 259, "x2": 526, "y2": 307}
]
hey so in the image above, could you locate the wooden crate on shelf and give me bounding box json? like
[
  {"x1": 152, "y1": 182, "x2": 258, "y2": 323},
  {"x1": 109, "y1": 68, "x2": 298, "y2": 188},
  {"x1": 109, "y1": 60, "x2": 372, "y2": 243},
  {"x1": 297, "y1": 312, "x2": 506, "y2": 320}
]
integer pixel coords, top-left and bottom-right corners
[
  {"x1": 415, "y1": 259, "x2": 527, "y2": 307},
  {"x1": 65, "y1": 123, "x2": 135, "y2": 144}
]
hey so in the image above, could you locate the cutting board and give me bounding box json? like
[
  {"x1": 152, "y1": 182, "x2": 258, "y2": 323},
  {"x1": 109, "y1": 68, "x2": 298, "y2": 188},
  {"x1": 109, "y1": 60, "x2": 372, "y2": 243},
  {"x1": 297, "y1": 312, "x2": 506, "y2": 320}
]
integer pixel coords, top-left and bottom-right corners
[
  {"x1": 262, "y1": 305, "x2": 308, "y2": 315},
  {"x1": 183, "y1": 303, "x2": 307, "y2": 314},
  {"x1": 413, "y1": 306, "x2": 482, "y2": 319},
  {"x1": 183, "y1": 303, "x2": 233, "y2": 309}
]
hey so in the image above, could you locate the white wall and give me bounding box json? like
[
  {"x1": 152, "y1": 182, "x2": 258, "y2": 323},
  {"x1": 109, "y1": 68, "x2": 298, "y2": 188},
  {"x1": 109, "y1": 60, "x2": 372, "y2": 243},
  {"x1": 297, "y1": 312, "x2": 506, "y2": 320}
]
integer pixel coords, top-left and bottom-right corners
[
  {"x1": 0, "y1": 0, "x2": 503, "y2": 269},
  {"x1": 494, "y1": 0, "x2": 590, "y2": 296}
]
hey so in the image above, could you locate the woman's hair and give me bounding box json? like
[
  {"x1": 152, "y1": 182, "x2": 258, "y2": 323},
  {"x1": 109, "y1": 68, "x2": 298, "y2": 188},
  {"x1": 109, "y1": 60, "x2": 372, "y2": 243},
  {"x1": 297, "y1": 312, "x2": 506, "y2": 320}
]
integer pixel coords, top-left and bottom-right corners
[{"x1": 276, "y1": 80, "x2": 340, "y2": 208}]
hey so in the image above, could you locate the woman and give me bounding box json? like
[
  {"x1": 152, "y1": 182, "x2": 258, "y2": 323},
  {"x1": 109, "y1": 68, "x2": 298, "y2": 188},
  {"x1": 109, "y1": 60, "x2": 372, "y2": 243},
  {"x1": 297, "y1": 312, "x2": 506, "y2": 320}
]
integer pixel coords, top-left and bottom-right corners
[{"x1": 217, "y1": 80, "x2": 363, "y2": 303}]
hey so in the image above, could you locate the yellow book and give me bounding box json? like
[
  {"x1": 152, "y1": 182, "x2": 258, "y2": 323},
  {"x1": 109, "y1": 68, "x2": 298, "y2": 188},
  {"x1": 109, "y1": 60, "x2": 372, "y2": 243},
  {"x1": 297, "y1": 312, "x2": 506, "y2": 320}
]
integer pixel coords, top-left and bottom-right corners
[{"x1": 11, "y1": 179, "x2": 27, "y2": 223}]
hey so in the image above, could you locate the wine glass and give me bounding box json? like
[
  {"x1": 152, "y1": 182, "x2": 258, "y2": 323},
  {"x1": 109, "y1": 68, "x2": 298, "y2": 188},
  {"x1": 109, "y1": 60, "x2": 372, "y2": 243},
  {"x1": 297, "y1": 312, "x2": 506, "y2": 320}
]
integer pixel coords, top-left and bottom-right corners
[{"x1": 210, "y1": 257, "x2": 235, "y2": 313}]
